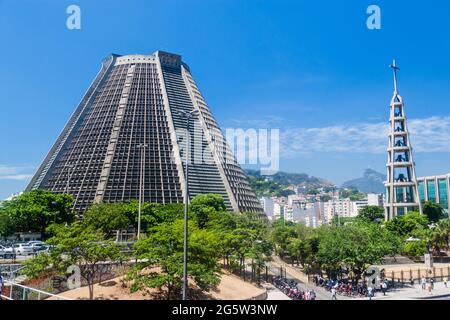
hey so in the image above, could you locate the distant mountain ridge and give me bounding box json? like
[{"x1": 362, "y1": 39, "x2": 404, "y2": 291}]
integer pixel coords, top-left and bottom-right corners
[{"x1": 341, "y1": 169, "x2": 386, "y2": 194}]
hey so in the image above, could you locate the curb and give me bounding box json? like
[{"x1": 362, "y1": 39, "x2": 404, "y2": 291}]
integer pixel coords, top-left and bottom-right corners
[{"x1": 412, "y1": 293, "x2": 450, "y2": 300}]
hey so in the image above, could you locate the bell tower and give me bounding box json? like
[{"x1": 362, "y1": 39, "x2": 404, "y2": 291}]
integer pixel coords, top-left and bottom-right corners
[{"x1": 384, "y1": 60, "x2": 422, "y2": 220}]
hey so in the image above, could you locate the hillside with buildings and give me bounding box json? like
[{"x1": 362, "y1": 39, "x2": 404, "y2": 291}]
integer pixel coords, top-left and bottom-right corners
[
  {"x1": 250, "y1": 169, "x2": 385, "y2": 228},
  {"x1": 245, "y1": 169, "x2": 333, "y2": 197}
]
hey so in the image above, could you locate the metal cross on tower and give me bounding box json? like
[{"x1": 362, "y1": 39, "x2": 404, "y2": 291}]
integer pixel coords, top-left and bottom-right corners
[{"x1": 390, "y1": 59, "x2": 400, "y2": 93}]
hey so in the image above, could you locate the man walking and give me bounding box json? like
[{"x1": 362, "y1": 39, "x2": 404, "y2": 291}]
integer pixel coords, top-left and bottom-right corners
[
  {"x1": 443, "y1": 276, "x2": 448, "y2": 288},
  {"x1": 331, "y1": 287, "x2": 337, "y2": 300},
  {"x1": 368, "y1": 285, "x2": 374, "y2": 300},
  {"x1": 0, "y1": 273, "x2": 4, "y2": 300},
  {"x1": 381, "y1": 281, "x2": 388, "y2": 296}
]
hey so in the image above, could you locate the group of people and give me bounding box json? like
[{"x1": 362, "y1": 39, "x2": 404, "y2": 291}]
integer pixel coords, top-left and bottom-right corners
[
  {"x1": 301, "y1": 289, "x2": 317, "y2": 301},
  {"x1": 312, "y1": 275, "x2": 391, "y2": 300},
  {"x1": 285, "y1": 287, "x2": 317, "y2": 300},
  {"x1": 419, "y1": 276, "x2": 448, "y2": 294}
]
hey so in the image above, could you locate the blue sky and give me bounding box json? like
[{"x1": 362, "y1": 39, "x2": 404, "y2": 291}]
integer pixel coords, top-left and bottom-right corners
[{"x1": 1, "y1": 0, "x2": 450, "y2": 198}]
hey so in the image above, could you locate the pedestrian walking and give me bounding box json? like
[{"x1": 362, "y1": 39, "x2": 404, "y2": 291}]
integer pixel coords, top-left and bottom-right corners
[
  {"x1": 430, "y1": 278, "x2": 434, "y2": 290},
  {"x1": 426, "y1": 277, "x2": 433, "y2": 295},
  {"x1": 443, "y1": 276, "x2": 448, "y2": 288},
  {"x1": 310, "y1": 290, "x2": 316, "y2": 300},
  {"x1": 331, "y1": 287, "x2": 337, "y2": 300},
  {"x1": 421, "y1": 277, "x2": 426, "y2": 290},
  {"x1": 0, "y1": 273, "x2": 4, "y2": 300},
  {"x1": 381, "y1": 281, "x2": 387, "y2": 296},
  {"x1": 368, "y1": 285, "x2": 374, "y2": 300}
]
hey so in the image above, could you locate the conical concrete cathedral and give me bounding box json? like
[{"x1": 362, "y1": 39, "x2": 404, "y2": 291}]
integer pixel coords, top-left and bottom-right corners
[{"x1": 27, "y1": 51, "x2": 262, "y2": 214}]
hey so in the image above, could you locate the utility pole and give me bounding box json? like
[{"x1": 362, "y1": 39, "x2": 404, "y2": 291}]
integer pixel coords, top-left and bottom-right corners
[{"x1": 175, "y1": 109, "x2": 199, "y2": 300}]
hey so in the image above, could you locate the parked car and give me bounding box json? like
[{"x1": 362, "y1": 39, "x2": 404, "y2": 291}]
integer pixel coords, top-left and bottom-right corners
[
  {"x1": 0, "y1": 245, "x2": 7, "y2": 258},
  {"x1": 0, "y1": 245, "x2": 16, "y2": 259},
  {"x1": 27, "y1": 241, "x2": 45, "y2": 246},
  {"x1": 28, "y1": 242, "x2": 46, "y2": 252},
  {"x1": 12, "y1": 243, "x2": 34, "y2": 255}
]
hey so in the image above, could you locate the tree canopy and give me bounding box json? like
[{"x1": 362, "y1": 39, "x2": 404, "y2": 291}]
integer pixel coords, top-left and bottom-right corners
[
  {"x1": 128, "y1": 219, "x2": 221, "y2": 299},
  {"x1": 422, "y1": 201, "x2": 445, "y2": 223},
  {"x1": 24, "y1": 222, "x2": 122, "y2": 299},
  {"x1": 189, "y1": 194, "x2": 226, "y2": 228},
  {"x1": 357, "y1": 205, "x2": 384, "y2": 222},
  {"x1": 0, "y1": 190, "x2": 74, "y2": 237}
]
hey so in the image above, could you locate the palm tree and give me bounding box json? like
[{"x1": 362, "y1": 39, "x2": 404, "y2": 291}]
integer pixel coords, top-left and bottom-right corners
[
  {"x1": 436, "y1": 220, "x2": 450, "y2": 252},
  {"x1": 424, "y1": 220, "x2": 450, "y2": 255}
]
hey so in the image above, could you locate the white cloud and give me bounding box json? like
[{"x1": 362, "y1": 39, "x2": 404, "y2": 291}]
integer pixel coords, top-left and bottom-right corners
[
  {"x1": 0, "y1": 174, "x2": 33, "y2": 181},
  {"x1": 280, "y1": 116, "x2": 450, "y2": 158},
  {"x1": 230, "y1": 115, "x2": 285, "y2": 128},
  {"x1": 0, "y1": 165, "x2": 34, "y2": 181}
]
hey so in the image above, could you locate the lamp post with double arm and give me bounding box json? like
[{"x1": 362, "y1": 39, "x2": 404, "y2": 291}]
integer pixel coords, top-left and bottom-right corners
[{"x1": 175, "y1": 109, "x2": 199, "y2": 300}]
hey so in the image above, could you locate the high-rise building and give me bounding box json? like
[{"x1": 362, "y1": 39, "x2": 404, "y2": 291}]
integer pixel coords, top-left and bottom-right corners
[
  {"x1": 260, "y1": 197, "x2": 274, "y2": 217},
  {"x1": 323, "y1": 199, "x2": 353, "y2": 222},
  {"x1": 367, "y1": 193, "x2": 384, "y2": 207},
  {"x1": 417, "y1": 174, "x2": 450, "y2": 219},
  {"x1": 384, "y1": 60, "x2": 421, "y2": 220},
  {"x1": 27, "y1": 51, "x2": 262, "y2": 214},
  {"x1": 273, "y1": 202, "x2": 285, "y2": 220}
]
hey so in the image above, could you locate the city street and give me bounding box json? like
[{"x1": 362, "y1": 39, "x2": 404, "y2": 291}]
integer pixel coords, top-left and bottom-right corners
[{"x1": 263, "y1": 283, "x2": 291, "y2": 300}]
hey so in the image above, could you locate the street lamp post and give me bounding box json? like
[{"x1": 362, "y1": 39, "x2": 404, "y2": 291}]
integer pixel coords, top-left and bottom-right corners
[
  {"x1": 175, "y1": 109, "x2": 199, "y2": 300},
  {"x1": 236, "y1": 182, "x2": 241, "y2": 213},
  {"x1": 137, "y1": 143, "x2": 148, "y2": 240}
]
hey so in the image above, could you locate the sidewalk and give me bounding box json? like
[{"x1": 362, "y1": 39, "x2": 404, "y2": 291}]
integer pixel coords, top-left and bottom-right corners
[
  {"x1": 262, "y1": 283, "x2": 291, "y2": 300},
  {"x1": 270, "y1": 256, "x2": 450, "y2": 300},
  {"x1": 367, "y1": 283, "x2": 450, "y2": 300}
]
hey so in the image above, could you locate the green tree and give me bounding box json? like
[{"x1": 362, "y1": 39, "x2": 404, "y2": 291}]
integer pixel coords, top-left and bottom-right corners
[
  {"x1": 435, "y1": 219, "x2": 450, "y2": 252},
  {"x1": 403, "y1": 240, "x2": 426, "y2": 257},
  {"x1": 316, "y1": 221, "x2": 401, "y2": 283},
  {"x1": 189, "y1": 194, "x2": 226, "y2": 229},
  {"x1": 330, "y1": 216, "x2": 356, "y2": 226},
  {"x1": 83, "y1": 203, "x2": 131, "y2": 237},
  {"x1": 0, "y1": 210, "x2": 14, "y2": 238},
  {"x1": 423, "y1": 220, "x2": 450, "y2": 255},
  {"x1": 422, "y1": 201, "x2": 445, "y2": 223},
  {"x1": 128, "y1": 219, "x2": 221, "y2": 299},
  {"x1": 384, "y1": 212, "x2": 429, "y2": 238},
  {"x1": 121, "y1": 201, "x2": 183, "y2": 232},
  {"x1": 357, "y1": 206, "x2": 384, "y2": 222},
  {"x1": 24, "y1": 223, "x2": 122, "y2": 300},
  {"x1": 339, "y1": 187, "x2": 366, "y2": 201},
  {"x1": 0, "y1": 190, "x2": 74, "y2": 237},
  {"x1": 270, "y1": 219, "x2": 297, "y2": 257}
]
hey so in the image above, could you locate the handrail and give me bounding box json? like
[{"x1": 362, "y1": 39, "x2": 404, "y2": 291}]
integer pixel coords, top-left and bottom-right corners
[{"x1": 1, "y1": 279, "x2": 71, "y2": 300}]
